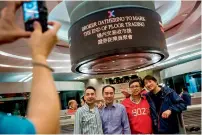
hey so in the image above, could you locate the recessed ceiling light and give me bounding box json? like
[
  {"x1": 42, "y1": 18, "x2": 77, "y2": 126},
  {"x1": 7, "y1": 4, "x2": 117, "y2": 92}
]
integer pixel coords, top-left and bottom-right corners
[
  {"x1": 112, "y1": 61, "x2": 115, "y2": 63},
  {"x1": 167, "y1": 33, "x2": 201, "y2": 47},
  {"x1": 124, "y1": 54, "x2": 127, "y2": 56}
]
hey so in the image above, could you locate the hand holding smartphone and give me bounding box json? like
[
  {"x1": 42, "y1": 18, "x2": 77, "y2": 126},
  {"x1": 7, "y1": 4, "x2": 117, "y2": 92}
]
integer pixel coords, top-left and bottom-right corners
[{"x1": 22, "y1": 0, "x2": 48, "y2": 32}]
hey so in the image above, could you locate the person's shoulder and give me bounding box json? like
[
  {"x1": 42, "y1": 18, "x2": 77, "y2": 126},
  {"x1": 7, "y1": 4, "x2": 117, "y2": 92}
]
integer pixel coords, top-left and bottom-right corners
[
  {"x1": 114, "y1": 103, "x2": 127, "y2": 112},
  {"x1": 76, "y1": 106, "x2": 85, "y2": 113},
  {"x1": 121, "y1": 98, "x2": 131, "y2": 105},
  {"x1": 114, "y1": 103, "x2": 125, "y2": 108},
  {"x1": 0, "y1": 114, "x2": 36, "y2": 134},
  {"x1": 162, "y1": 86, "x2": 174, "y2": 94}
]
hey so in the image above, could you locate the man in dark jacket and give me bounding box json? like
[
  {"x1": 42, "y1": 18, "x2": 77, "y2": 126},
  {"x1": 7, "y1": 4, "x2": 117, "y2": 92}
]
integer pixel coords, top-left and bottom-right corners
[
  {"x1": 180, "y1": 87, "x2": 191, "y2": 106},
  {"x1": 143, "y1": 75, "x2": 187, "y2": 134}
]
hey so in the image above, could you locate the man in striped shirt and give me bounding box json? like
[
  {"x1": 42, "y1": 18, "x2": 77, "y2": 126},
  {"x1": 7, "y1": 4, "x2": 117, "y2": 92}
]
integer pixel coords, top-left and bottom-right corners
[{"x1": 74, "y1": 86, "x2": 103, "y2": 134}]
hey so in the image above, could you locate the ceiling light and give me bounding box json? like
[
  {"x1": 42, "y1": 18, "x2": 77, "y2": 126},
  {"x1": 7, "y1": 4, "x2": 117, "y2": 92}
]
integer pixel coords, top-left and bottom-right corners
[
  {"x1": 124, "y1": 55, "x2": 127, "y2": 56},
  {"x1": 112, "y1": 61, "x2": 115, "y2": 63},
  {"x1": 178, "y1": 52, "x2": 201, "y2": 60},
  {"x1": 0, "y1": 64, "x2": 71, "y2": 69},
  {"x1": 0, "y1": 64, "x2": 32, "y2": 69},
  {"x1": 136, "y1": 51, "x2": 201, "y2": 72},
  {"x1": 19, "y1": 73, "x2": 33, "y2": 82},
  {"x1": 0, "y1": 51, "x2": 70, "y2": 62},
  {"x1": 167, "y1": 33, "x2": 201, "y2": 47},
  {"x1": 177, "y1": 43, "x2": 201, "y2": 51},
  {"x1": 24, "y1": 77, "x2": 33, "y2": 82}
]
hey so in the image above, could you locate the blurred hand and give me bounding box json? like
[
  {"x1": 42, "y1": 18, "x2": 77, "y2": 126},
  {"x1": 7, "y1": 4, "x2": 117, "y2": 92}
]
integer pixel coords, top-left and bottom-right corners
[
  {"x1": 121, "y1": 88, "x2": 131, "y2": 98},
  {"x1": 162, "y1": 110, "x2": 171, "y2": 119},
  {"x1": 29, "y1": 21, "x2": 61, "y2": 61},
  {"x1": 0, "y1": 1, "x2": 31, "y2": 44},
  {"x1": 97, "y1": 102, "x2": 104, "y2": 109}
]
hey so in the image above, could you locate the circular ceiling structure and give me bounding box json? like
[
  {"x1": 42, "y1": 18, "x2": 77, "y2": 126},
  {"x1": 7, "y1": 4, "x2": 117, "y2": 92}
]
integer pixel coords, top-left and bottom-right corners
[
  {"x1": 48, "y1": 0, "x2": 182, "y2": 42},
  {"x1": 78, "y1": 53, "x2": 162, "y2": 74},
  {"x1": 68, "y1": 2, "x2": 168, "y2": 74}
]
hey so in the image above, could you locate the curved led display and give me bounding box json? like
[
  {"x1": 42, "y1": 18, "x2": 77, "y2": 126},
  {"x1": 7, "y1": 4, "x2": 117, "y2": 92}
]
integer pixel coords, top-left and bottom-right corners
[{"x1": 68, "y1": 3, "x2": 169, "y2": 74}]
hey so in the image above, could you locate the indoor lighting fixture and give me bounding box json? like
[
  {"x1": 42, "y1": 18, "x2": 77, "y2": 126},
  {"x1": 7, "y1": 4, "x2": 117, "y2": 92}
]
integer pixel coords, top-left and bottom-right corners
[
  {"x1": 167, "y1": 33, "x2": 201, "y2": 47},
  {"x1": 0, "y1": 64, "x2": 71, "y2": 69},
  {"x1": 19, "y1": 73, "x2": 33, "y2": 82},
  {"x1": 0, "y1": 64, "x2": 32, "y2": 69},
  {"x1": 24, "y1": 77, "x2": 33, "y2": 82},
  {"x1": 178, "y1": 51, "x2": 201, "y2": 60},
  {"x1": 176, "y1": 43, "x2": 201, "y2": 51},
  {"x1": 136, "y1": 51, "x2": 201, "y2": 72},
  {"x1": 0, "y1": 51, "x2": 70, "y2": 62}
]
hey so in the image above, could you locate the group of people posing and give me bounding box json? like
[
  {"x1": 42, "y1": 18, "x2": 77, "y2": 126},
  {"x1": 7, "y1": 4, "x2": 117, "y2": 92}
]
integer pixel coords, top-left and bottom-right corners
[{"x1": 74, "y1": 75, "x2": 187, "y2": 134}]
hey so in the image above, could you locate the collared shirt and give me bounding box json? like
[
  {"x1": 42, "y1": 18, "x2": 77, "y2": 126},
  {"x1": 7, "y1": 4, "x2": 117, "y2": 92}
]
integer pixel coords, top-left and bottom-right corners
[
  {"x1": 74, "y1": 103, "x2": 103, "y2": 134},
  {"x1": 99, "y1": 103, "x2": 131, "y2": 134}
]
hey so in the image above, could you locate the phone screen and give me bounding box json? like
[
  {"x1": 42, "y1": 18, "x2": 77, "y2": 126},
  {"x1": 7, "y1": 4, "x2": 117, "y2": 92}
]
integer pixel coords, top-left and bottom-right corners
[{"x1": 23, "y1": 0, "x2": 39, "y2": 22}]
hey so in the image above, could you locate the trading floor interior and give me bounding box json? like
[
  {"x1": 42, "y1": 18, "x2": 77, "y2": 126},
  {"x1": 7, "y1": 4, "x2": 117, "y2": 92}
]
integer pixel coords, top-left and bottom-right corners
[{"x1": 0, "y1": 1, "x2": 201, "y2": 134}]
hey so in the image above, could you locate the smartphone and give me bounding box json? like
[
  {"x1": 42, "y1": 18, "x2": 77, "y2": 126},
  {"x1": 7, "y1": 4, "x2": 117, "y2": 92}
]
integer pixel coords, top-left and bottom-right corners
[{"x1": 22, "y1": 0, "x2": 48, "y2": 32}]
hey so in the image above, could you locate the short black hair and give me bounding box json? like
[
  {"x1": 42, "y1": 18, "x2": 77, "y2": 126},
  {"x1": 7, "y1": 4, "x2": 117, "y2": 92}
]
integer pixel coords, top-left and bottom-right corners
[
  {"x1": 85, "y1": 86, "x2": 96, "y2": 92},
  {"x1": 143, "y1": 75, "x2": 157, "y2": 83},
  {"x1": 81, "y1": 96, "x2": 85, "y2": 102},
  {"x1": 102, "y1": 85, "x2": 115, "y2": 94},
  {"x1": 129, "y1": 78, "x2": 144, "y2": 88},
  {"x1": 183, "y1": 87, "x2": 188, "y2": 92}
]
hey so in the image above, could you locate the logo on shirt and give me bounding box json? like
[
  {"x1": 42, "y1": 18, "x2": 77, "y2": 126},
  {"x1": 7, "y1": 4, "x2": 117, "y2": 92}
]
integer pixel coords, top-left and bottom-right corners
[
  {"x1": 132, "y1": 108, "x2": 149, "y2": 116},
  {"x1": 108, "y1": 10, "x2": 115, "y2": 18}
]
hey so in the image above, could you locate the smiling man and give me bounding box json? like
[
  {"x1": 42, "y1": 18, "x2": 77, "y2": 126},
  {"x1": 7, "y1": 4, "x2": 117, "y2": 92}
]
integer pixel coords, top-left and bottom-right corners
[
  {"x1": 122, "y1": 78, "x2": 153, "y2": 134},
  {"x1": 74, "y1": 86, "x2": 103, "y2": 134},
  {"x1": 99, "y1": 85, "x2": 131, "y2": 134},
  {"x1": 143, "y1": 75, "x2": 187, "y2": 134}
]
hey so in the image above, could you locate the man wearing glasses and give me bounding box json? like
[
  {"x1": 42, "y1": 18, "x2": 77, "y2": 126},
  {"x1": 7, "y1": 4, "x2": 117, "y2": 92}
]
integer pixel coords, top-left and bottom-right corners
[{"x1": 122, "y1": 78, "x2": 152, "y2": 134}]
